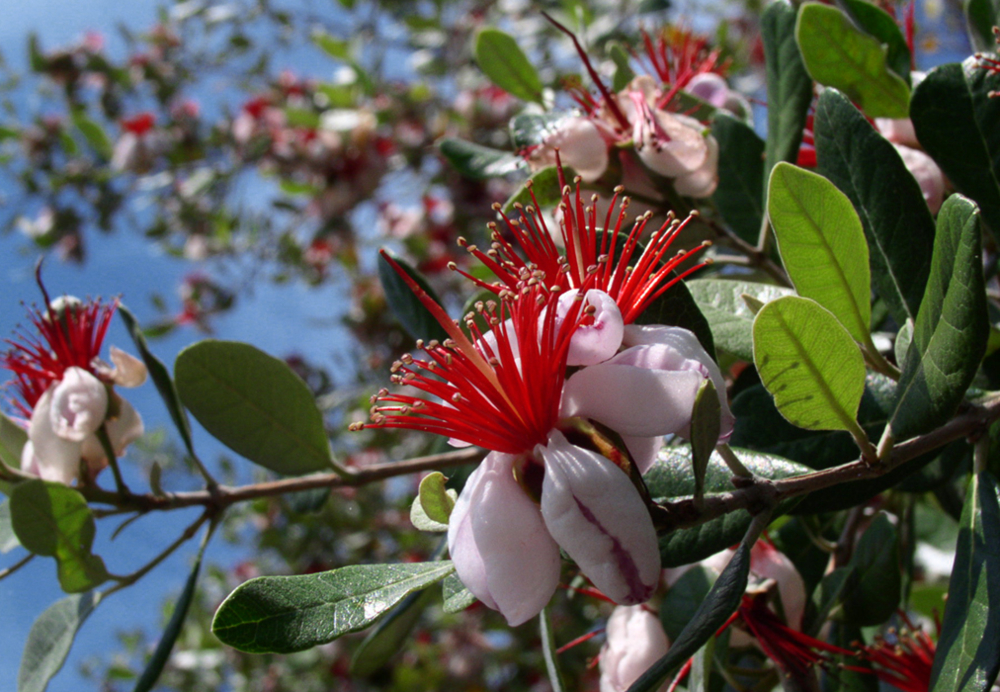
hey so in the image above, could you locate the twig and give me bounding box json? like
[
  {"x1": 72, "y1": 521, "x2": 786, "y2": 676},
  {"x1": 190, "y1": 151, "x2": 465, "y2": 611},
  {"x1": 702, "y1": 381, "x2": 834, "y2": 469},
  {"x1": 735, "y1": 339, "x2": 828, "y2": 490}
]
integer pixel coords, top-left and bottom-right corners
[{"x1": 0, "y1": 553, "x2": 34, "y2": 581}]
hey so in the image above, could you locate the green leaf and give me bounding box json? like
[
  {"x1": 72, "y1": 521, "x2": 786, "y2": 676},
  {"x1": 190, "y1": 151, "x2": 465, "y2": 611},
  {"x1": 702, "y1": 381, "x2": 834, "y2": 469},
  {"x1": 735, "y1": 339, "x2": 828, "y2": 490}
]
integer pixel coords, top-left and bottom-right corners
[
  {"x1": 132, "y1": 543, "x2": 206, "y2": 692},
  {"x1": 417, "y1": 472, "x2": 455, "y2": 525},
  {"x1": 840, "y1": 513, "x2": 901, "y2": 626},
  {"x1": 212, "y1": 562, "x2": 455, "y2": 654},
  {"x1": 753, "y1": 296, "x2": 867, "y2": 434},
  {"x1": 965, "y1": 0, "x2": 1000, "y2": 52},
  {"x1": 502, "y1": 165, "x2": 563, "y2": 214},
  {"x1": 796, "y1": 4, "x2": 910, "y2": 118},
  {"x1": 10, "y1": 480, "x2": 109, "y2": 593},
  {"x1": 768, "y1": 162, "x2": 871, "y2": 344},
  {"x1": 812, "y1": 566, "x2": 855, "y2": 630},
  {"x1": 660, "y1": 565, "x2": 715, "y2": 642},
  {"x1": 929, "y1": 472, "x2": 1000, "y2": 692},
  {"x1": 540, "y1": 606, "x2": 567, "y2": 692},
  {"x1": 910, "y1": 58, "x2": 1000, "y2": 237},
  {"x1": 711, "y1": 112, "x2": 765, "y2": 244},
  {"x1": 629, "y1": 529, "x2": 753, "y2": 691},
  {"x1": 350, "y1": 588, "x2": 434, "y2": 677},
  {"x1": 509, "y1": 112, "x2": 568, "y2": 151},
  {"x1": 18, "y1": 590, "x2": 102, "y2": 692},
  {"x1": 0, "y1": 500, "x2": 20, "y2": 553},
  {"x1": 634, "y1": 275, "x2": 716, "y2": 358},
  {"x1": 0, "y1": 411, "x2": 27, "y2": 496},
  {"x1": 815, "y1": 89, "x2": 935, "y2": 325},
  {"x1": 687, "y1": 279, "x2": 795, "y2": 361},
  {"x1": 441, "y1": 572, "x2": 477, "y2": 613},
  {"x1": 71, "y1": 110, "x2": 113, "y2": 160},
  {"x1": 891, "y1": 195, "x2": 989, "y2": 441},
  {"x1": 474, "y1": 28, "x2": 543, "y2": 104},
  {"x1": 609, "y1": 42, "x2": 636, "y2": 92},
  {"x1": 690, "y1": 380, "x2": 720, "y2": 505},
  {"x1": 175, "y1": 341, "x2": 332, "y2": 475},
  {"x1": 762, "y1": 0, "x2": 815, "y2": 181},
  {"x1": 312, "y1": 32, "x2": 350, "y2": 60},
  {"x1": 438, "y1": 139, "x2": 522, "y2": 180},
  {"x1": 646, "y1": 446, "x2": 810, "y2": 566},
  {"x1": 118, "y1": 305, "x2": 197, "y2": 461},
  {"x1": 378, "y1": 250, "x2": 450, "y2": 343},
  {"x1": 838, "y1": 0, "x2": 912, "y2": 83}
]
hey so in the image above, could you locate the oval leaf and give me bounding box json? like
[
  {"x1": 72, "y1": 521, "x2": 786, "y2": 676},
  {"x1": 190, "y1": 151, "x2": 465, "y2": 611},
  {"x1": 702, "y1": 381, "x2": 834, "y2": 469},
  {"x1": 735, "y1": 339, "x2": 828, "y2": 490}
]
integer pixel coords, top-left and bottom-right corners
[
  {"x1": 965, "y1": 0, "x2": 1000, "y2": 52},
  {"x1": 712, "y1": 112, "x2": 766, "y2": 244},
  {"x1": 838, "y1": 0, "x2": 912, "y2": 82},
  {"x1": 796, "y1": 4, "x2": 910, "y2": 118},
  {"x1": 350, "y1": 588, "x2": 434, "y2": 678},
  {"x1": 0, "y1": 411, "x2": 27, "y2": 496},
  {"x1": 18, "y1": 591, "x2": 102, "y2": 692},
  {"x1": 929, "y1": 471, "x2": 1000, "y2": 692},
  {"x1": 474, "y1": 28, "x2": 543, "y2": 104},
  {"x1": 911, "y1": 58, "x2": 1000, "y2": 238},
  {"x1": 753, "y1": 296, "x2": 866, "y2": 433},
  {"x1": 378, "y1": 250, "x2": 450, "y2": 343},
  {"x1": 815, "y1": 89, "x2": 935, "y2": 326},
  {"x1": 442, "y1": 572, "x2": 477, "y2": 613},
  {"x1": 212, "y1": 562, "x2": 455, "y2": 654},
  {"x1": 762, "y1": 0, "x2": 815, "y2": 179},
  {"x1": 768, "y1": 162, "x2": 871, "y2": 343},
  {"x1": 891, "y1": 195, "x2": 989, "y2": 441},
  {"x1": 438, "y1": 138, "x2": 522, "y2": 180},
  {"x1": 175, "y1": 340, "x2": 332, "y2": 475},
  {"x1": 839, "y1": 513, "x2": 901, "y2": 626},
  {"x1": 10, "y1": 479, "x2": 109, "y2": 593},
  {"x1": 687, "y1": 279, "x2": 795, "y2": 361}
]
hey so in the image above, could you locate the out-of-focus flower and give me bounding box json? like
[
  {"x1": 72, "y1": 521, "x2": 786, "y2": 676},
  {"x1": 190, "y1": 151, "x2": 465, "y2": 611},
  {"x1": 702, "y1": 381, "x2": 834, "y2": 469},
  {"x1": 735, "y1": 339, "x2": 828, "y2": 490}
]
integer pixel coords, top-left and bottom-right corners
[
  {"x1": 111, "y1": 112, "x2": 164, "y2": 173},
  {"x1": 2, "y1": 291, "x2": 146, "y2": 484},
  {"x1": 849, "y1": 614, "x2": 935, "y2": 692},
  {"x1": 599, "y1": 605, "x2": 670, "y2": 692}
]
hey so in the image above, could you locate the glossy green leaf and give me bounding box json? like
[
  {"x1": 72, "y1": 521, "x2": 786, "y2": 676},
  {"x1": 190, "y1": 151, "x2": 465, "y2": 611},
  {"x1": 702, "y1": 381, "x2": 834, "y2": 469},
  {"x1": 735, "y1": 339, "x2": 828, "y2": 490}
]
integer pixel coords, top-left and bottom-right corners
[
  {"x1": 378, "y1": 249, "x2": 450, "y2": 343},
  {"x1": 753, "y1": 296, "x2": 866, "y2": 433},
  {"x1": 690, "y1": 380, "x2": 720, "y2": 505},
  {"x1": 18, "y1": 590, "x2": 102, "y2": 692},
  {"x1": 70, "y1": 110, "x2": 112, "y2": 160},
  {"x1": 646, "y1": 446, "x2": 810, "y2": 566},
  {"x1": 796, "y1": 4, "x2": 909, "y2": 118},
  {"x1": 474, "y1": 28, "x2": 543, "y2": 104},
  {"x1": 965, "y1": 0, "x2": 1000, "y2": 52},
  {"x1": 0, "y1": 411, "x2": 27, "y2": 496},
  {"x1": 132, "y1": 543, "x2": 206, "y2": 692},
  {"x1": 687, "y1": 279, "x2": 794, "y2": 361},
  {"x1": 0, "y1": 500, "x2": 20, "y2": 553},
  {"x1": 929, "y1": 472, "x2": 1000, "y2": 692},
  {"x1": 838, "y1": 0, "x2": 912, "y2": 83},
  {"x1": 502, "y1": 165, "x2": 563, "y2": 214},
  {"x1": 660, "y1": 565, "x2": 715, "y2": 642},
  {"x1": 840, "y1": 513, "x2": 901, "y2": 626},
  {"x1": 10, "y1": 480, "x2": 109, "y2": 593},
  {"x1": 762, "y1": 0, "x2": 815, "y2": 180},
  {"x1": 711, "y1": 112, "x2": 765, "y2": 244},
  {"x1": 212, "y1": 562, "x2": 455, "y2": 653},
  {"x1": 768, "y1": 162, "x2": 871, "y2": 343},
  {"x1": 628, "y1": 530, "x2": 753, "y2": 691},
  {"x1": 118, "y1": 305, "x2": 197, "y2": 461},
  {"x1": 441, "y1": 572, "x2": 476, "y2": 613},
  {"x1": 350, "y1": 588, "x2": 434, "y2": 677},
  {"x1": 438, "y1": 139, "x2": 521, "y2": 180},
  {"x1": 911, "y1": 58, "x2": 1000, "y2": 237},
  {"x1": 175, "y1": 340, "x2": 333, "y2": 475},
  {"x1": 891, "y1": 195, "x2": 989, "y2": 441},
  {"x1": 815, "y1": 89, "x2": 935, "y2": 325}
]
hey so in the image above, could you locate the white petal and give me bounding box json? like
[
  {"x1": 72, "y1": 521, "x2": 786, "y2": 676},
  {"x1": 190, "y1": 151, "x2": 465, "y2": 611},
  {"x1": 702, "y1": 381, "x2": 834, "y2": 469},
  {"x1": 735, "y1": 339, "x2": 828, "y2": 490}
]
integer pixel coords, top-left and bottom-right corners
[
  {"x1": 547, "y1": 118, "x2": 609, "y2": 183},
  {"x1": 471, "y1": 452, "x2": 562, "y2": 625},
  {"x1": 673, "y1": 134, "x2": 718, "y2": 198},
  {"x1": 28, "y1": 389, "x2": 84, "y2": 484},
  {"x1": 557, "y1": 290, "x2": 624, "y2": 366},
  {"x1": 81, "y1": 395, "x2": 144, "y2": 475},
  {"x1": 47, "y1": 367, "x2": 108, "y2": 442},
  {"x1": 634, "y1": 108, "x2": 708, "y2": 178},
  {"x1": 561, "y1": 357, "x2": 703, "y2": 437},
  {"x1": 447, "y1": 461, "x2": 498, "y2": 611},
  {"x1": 685, "y1": 73, "x2": 730, "y2": 108},
  {"x1": 108, "y1": 346, "x2": 148, "y2": 388},
  {"x1": 599, "y1": 605, "x2": 670, "y2": 692},
  {"x1": 538, "y1": 430, "x2": 659, "y2": 604},
  {"x1": 620, "y1": 434, "x2": 664, "y2": 475}
]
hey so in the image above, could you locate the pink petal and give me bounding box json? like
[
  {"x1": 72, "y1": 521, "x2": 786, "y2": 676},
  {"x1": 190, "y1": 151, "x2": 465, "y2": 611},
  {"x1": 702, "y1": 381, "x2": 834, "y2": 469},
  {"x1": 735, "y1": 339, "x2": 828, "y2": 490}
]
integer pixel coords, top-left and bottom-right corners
[
  {"x1": 446, "y1": 460, "x2": 499, "y2": 612},
  {"x1": 537, "y1": 430, "x2": 659, "y2": 604},
  {"x1": 620, "y1": 434, "x2": 664, "y2": 474},
  {"x1": 557, "y1": 289, "x2": 624, "y2": 366},
  {"x1": 547, "y1": 117, "x2": 610, "y2": 183},
  {"x1": 28, "y1": 389, "x2": 85, "y2": 485},
  {"x1": 47, "y1": 367, "x2": 108, "y2": 442},
  {"x1": 599, "y1": 605, "x2": 670, "y2": 692}
]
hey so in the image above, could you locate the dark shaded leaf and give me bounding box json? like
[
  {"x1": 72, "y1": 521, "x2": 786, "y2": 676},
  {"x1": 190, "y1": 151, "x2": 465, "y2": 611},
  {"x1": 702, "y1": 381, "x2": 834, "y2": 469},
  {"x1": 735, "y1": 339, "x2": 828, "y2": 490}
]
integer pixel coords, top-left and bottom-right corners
[
  {"x1": 711, "y1": 112, "x2": 765, "y2": 244},
  {"x1": 350, "y1": 588, "x2": 434, "y2": 677},
  {"x1": 891, "y1": 196, "x2": 988, "y2": 441},
  {"x1": 212, "y1": 562, "x2": 455, "y2": 653},
  {"x1": 660, "y1": 565, "x2": 715, "y2": 641},
  {"x1": 840, "y1": 513, "x2": 901, "y2": 626},
  {"x1": 378, "y1": 250, "x2": 450, "y2": 343},
  {"x1": 815, "y1": 89, "x2": 935, "y2": 325},
  {"x1": 175, "y1": 341, "x2": 333, "y2": 475},
  {"x1": 965, "y1": 0, "x2": 1000, "y2": 52}
]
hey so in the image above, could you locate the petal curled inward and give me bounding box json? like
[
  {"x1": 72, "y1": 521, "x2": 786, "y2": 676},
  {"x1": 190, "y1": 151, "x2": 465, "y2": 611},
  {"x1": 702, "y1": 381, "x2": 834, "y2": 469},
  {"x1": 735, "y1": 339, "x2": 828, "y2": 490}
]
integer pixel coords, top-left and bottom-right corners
[
  {"x1": 557, "y1": 290, "x2": 624, "y2": 366},
  {"x1": 28, "y1": 389, "x2": 86, "y2": 484},
  {"x1": 107, "y1": 346, "x2": 148, "y2": 387},
  {"x1": 538, "y1": 430, "x2": 659, "y2": 604},
  {"x1": 47, "y1": 367, "x2": 108, "y2": 442},
  {"x1": 448, "y1": 452, "x2": 562, "y2": 626}
]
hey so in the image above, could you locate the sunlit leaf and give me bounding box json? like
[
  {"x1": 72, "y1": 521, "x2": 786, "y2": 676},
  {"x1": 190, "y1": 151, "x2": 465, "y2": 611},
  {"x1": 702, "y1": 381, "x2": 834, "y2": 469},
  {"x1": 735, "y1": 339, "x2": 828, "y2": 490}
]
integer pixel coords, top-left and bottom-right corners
[
  {"x1": 18, "y1": 591, "x2": 102, "y2": 692},
  {"x1": 687, "y1": 279, "x2": 795, "y2": 361},
  {"x1": 378, "y1": 249, "x2": 450, "y2": 343},
  {"x1": 474, "y1": 28, "x2": 543, "y2": 104}
]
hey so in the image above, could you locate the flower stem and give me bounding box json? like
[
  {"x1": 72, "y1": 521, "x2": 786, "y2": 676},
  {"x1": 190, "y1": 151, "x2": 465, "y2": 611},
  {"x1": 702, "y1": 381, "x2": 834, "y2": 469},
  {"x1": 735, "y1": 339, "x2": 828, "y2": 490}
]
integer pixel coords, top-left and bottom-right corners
[
  {"x1": 717, "y1": 444, "x2": 753, "y2": 478},
  {"x1": 96, "y1": 425, "x2": 131, "y2": 499}
]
